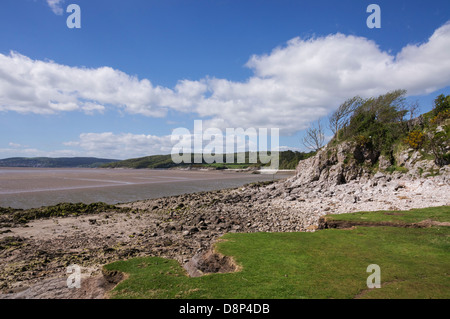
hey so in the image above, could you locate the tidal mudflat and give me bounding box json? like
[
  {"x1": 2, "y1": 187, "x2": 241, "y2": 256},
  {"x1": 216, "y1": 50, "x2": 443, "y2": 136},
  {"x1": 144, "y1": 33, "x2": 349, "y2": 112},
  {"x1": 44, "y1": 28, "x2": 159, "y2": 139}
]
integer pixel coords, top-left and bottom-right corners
[{"x1": 0, "y1": 168, "x2": 292, "y2": 209}]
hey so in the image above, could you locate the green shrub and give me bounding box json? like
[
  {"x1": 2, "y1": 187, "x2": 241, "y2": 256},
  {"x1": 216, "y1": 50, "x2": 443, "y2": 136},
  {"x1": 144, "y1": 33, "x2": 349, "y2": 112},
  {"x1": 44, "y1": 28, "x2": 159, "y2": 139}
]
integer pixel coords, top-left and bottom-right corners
[
  {"x1": 432, "y1": 94, "x2": 450, "y2": 116},
  {"x1": 428, "y1": 125, "x2": 450, "y2": 166},
  {"x1": 343, "y1": 90, "x2": 408, "y2": 155},
  {"x1": 354, "y1": 135, "x2": 371, "y2": 147},
  {"x1": 430, "y1": 109, "x2": 450, "y2": 126}
]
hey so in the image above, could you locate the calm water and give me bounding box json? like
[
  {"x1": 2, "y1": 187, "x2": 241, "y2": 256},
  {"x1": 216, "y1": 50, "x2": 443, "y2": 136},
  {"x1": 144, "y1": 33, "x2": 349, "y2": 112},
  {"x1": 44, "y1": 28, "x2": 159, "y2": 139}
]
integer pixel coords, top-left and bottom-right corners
[{"x1": 0, "y1": 168, "x2": 293, "y2": 209}]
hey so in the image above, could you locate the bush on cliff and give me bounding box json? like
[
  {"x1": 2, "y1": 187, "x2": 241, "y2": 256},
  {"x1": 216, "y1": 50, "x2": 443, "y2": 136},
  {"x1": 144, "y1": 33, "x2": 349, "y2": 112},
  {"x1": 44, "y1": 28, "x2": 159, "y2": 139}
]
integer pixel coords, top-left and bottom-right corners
[{"x1": 329, "y1": 90, "x2": 449, "y2": 168}]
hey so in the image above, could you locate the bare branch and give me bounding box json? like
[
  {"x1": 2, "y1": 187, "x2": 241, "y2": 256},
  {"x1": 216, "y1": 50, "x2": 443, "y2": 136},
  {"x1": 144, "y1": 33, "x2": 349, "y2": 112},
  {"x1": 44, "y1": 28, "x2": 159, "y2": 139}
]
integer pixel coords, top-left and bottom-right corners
[
  {"x1": 408, "y1": 100, "x2": 421, "y2": 120},
  {"x1": 302, "y1": 120, "x2": 325, "y2": 151}
]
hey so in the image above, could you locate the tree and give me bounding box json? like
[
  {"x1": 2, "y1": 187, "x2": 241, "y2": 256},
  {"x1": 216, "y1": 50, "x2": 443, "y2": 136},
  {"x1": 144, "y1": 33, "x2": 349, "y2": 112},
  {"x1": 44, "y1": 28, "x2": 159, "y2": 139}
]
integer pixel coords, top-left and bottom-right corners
[
  {"x1": 344, "y1": 89, "x2": 409, "y2": 154},
  {"x1": 360, "y1": 89, "x2": 407, "y2": 123},
  {"x1": 329, "y1": 96, "x2": 364, "y2": 141},
  {"x1": 428, "y1": 126, "x2": 450, "y2": 167},
  {"x1": 433, "y1": 94, "x2": 450, "y2": 116},
  {"x1": 302, "y1": 120, "x2": 325, "y2": 151},
  {"x1": 407, "y1": 100, "x2": 421, "y2": 120}
]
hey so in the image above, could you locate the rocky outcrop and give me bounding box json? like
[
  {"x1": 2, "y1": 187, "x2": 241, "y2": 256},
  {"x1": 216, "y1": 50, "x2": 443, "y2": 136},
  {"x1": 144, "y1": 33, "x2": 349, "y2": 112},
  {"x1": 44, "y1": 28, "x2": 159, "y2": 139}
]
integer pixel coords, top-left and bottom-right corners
[
  {"x1": 288, "y1": 140, "x2": 448, "y2": 190},
  {"x1": 288, "y1": 142, "x2": 376, "y2": 189}
]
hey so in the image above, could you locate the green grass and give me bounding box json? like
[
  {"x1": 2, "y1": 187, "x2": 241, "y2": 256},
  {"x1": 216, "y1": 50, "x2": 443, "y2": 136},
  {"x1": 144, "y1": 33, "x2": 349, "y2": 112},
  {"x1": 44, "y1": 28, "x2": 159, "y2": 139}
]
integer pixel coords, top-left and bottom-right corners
[
  {"x1": 325, "y1": 206, "x2": 450, "y2": 225},
  {"x1": 104, "y1": 206, "x2": 450, "y2": 299},
  {"x1": 385, "y1": 165, "x2": 409, "y2": 174}
]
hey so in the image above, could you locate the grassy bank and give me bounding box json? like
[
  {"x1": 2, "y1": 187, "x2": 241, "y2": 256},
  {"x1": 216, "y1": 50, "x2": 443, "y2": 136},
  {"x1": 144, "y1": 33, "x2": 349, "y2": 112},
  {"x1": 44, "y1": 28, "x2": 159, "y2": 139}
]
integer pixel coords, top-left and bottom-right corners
[
  {"x1": 321, "y1": 205, "x2": 450, "y2": 225},
  {"x1": 104, "y1": 206, "x2": 450, "y2": 299}
]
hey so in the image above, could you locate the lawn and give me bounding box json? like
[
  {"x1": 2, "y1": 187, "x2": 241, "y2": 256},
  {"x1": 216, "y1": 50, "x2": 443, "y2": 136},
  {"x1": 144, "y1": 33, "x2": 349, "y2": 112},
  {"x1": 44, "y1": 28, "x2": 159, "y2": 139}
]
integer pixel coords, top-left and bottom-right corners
[
  {"x1": 323, "y1": 205, "x2": 450, "y2": 224},
  {"x1": 104, "y1": 206, "x2": 450, "y2": 299}
]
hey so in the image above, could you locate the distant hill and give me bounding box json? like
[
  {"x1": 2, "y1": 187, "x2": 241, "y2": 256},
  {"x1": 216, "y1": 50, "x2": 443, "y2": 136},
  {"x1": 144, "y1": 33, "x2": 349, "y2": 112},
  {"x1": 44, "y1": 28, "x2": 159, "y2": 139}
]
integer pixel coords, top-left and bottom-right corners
[
  {"x1": 0, "y1": 151, "x2": 315, "y2": 170},
  {"x1": 100, "y1": 151, "x2": 315, "y2": 170},
  {"x1": 100, "y1": 154, "x2": 180, "y2": 169},
  {"x1": 0, "y1": 157, "x2": 119, "y2": 168}
]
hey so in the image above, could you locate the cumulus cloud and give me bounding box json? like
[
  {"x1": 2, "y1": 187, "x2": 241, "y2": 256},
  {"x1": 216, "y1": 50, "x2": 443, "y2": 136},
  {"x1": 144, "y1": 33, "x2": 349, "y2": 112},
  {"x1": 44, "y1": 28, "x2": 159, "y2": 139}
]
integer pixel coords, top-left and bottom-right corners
[
  {"x1": 194, "y1": 22, "x2": 450, "y2": 133},
  {"x1": 2, "y1": 136, "x2": 162, "y2": 159},
  {"x1": 1, "y1": 22, "x2": 450, "y2": 134},
  {"x1": 46, "y1": 0, "x2": 65, "y2": 15},
  {"x1": 2, "y1": 133, "x2": 178, "y2": 160},
  {"x1": 64, "y1": 132, "x2": 175, "y2": 159},
  {"x1": 63, "y1": 129, "x2": 282, "y2": 160},
  {"x1": 0, "y1": 52, "x2": 178, "y2": 116}
]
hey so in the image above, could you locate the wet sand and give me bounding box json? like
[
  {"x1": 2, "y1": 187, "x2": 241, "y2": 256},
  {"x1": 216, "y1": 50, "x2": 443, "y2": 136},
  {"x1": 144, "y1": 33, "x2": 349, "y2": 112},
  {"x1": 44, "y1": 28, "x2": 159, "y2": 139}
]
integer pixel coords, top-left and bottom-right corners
[{"x1": 0, "y1": 168, "x2": 292, "y2": 209}]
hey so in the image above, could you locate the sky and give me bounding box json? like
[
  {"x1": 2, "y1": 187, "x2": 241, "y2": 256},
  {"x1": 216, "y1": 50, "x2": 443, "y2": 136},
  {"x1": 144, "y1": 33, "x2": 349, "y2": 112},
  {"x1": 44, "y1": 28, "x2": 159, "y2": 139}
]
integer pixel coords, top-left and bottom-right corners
[{"x1": 0, "y1": 0, "x2": 450, "y2": 159}]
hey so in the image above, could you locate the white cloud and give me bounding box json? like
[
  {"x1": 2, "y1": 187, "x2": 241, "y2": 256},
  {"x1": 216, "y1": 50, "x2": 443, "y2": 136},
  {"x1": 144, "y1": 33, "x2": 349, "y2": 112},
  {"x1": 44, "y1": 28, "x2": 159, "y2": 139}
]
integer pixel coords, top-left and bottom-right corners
[
  {"x1": 46, "y1": 0, "x2": 65, "y2": 15},
  {"x1": 1, "y1": 131, "x2": 278, "y2": 160},
  {"x1": 192, "y1": 22, "x2": 450, "y2": 133},
  {"x1": 80, "y1": 102, "x2": 105, "y2": 115},
  {"x1": 8, "y1": 142, "x2": 23, "y2": 148},
  {"x1": 0, "y1": 133, "x2": 177, "y2": 159},
  {"x1": 64, "y1": 129, "x2": 281, "y2": 160},
  {"x1": 64, "y1": 132, "x2": 175, "y2": 159},
  {"x1": 0, "y1": 147, "x2": 79, "y2": 159},
  {"x1": 0, "y1": 52, "x2": 176, "y2": 116},
  {"x1": 1, "y1": 22, "x2": 450, "y2": 134}
]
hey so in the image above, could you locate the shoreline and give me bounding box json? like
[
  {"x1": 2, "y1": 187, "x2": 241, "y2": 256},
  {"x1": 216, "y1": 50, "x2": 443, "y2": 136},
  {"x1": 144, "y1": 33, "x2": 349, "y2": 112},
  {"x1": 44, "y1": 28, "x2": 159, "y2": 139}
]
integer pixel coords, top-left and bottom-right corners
[
  {"x1": 0, "y1": 171, "x2": 449, "y2": 299},
  {"x1": 0, "y1": 168, "x2": 294, "y2": 210}
]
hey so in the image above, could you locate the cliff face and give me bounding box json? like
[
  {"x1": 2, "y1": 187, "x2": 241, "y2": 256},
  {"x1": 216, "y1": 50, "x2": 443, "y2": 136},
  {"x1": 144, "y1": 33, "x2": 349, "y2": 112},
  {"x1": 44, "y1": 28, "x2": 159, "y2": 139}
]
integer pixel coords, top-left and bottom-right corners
[
  {"x1": 289, "y1": 142, "x2": 372, "y2": 188},
  {"x1": 287, "y1": 141, "x2": 449, "y2": 190}
]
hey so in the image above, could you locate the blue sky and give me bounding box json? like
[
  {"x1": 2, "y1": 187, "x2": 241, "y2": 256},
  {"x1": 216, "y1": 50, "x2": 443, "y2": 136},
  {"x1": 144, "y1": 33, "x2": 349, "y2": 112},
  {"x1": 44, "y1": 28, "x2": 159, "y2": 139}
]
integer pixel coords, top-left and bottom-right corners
[{"x1": 0, "y1": 0, "x2": 450, "y2": 159}]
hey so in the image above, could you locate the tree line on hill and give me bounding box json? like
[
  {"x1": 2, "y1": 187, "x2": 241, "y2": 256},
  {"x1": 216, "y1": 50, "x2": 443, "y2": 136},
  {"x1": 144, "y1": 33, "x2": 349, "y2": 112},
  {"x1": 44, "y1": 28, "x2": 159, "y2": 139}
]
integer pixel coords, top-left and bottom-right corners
[
  {"x1": 0, "y1": 152, "x2": 315, "y2": 170},
  {"x1": 100, "y1": 151, "x2": 316, "y2": 170},
  {"x1": 0, "y1": 157, "x2": 119, "y2": 168}
]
